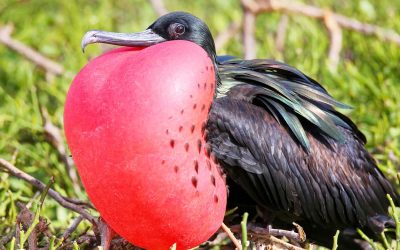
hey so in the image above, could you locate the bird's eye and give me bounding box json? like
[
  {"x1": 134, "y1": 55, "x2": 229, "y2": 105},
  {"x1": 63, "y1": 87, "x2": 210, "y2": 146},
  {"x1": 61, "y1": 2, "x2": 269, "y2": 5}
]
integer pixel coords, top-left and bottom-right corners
[
  {"x1": 174, "y1": 24, "x2": 185, "y2": 34},
  {"x1": 169, "y1": 23, "x2": 185, "y2": 38}
]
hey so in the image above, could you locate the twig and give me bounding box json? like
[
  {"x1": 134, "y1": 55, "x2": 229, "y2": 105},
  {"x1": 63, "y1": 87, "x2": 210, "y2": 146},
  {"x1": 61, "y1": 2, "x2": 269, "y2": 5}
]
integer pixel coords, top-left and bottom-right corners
[
  {"x1": 231, "y1": 224, "x2": 305, "y2": 243},
  {"x1": 148, "y1": 0, "x2": 168, "y2": 17},
  {"x1": 11, "y1": 148, "x2": 19, "y2": 165},
  {"x1": 0, "y1": 231, "x2": 15, "y2": 249},
  {"x1": 242, "y1": 9, "x2": 256, "y2": 59},
  {"x1": 230, "y1": 223, "x2": 306, "y2": 250},
  {"x1": 215, "y1": 21, "x2": 241, "y2": 51},
  {"x1": 260, "y1": 225, "x2": 304, "y2": 243},
  {"x1": 241, "y1": 0, "x2": 400, "y2": 46},
  {"x1": 0, "y1": 158, "x2": 95, "y2": 223},
  {"x1": 25, "y1": 191, "x2": 40, "y2": 209},
  {"x1": 63, "y1": 197, "x2": 93, "y2": 209},
  {"x1": 241, "y1": 0, "x2": 259, "y2": 13},
  {"x1": 207, "y1": 232, "x2": 228, "y2": 246},
  {"x1": 16, "y1": 177, "x2": 53, "y2": 250},
  {"x1": 324, "y1": 10, "x2": 342, "y2": 71},
  {"x1": 221, "y1": 223, "x2": 242, "y2": 250},
  {"x1": 98, "y1": 218, "x2": 116, "y2": 250},
  {"x1": 0, "y1": 24, "x2": 64, "y2": 76},
  {"x1": 267, "y1": 235, "x2": 305, "y2": 250},
  {"x1": 39, "y1": 105, "x2": 82, "y2": 195},
  {"x1": 62, "y1": 216, "x2": 84, "y2": 240},
  {"x1": 275, "y1": 14, "x2": 289, "y2": 54},
  {"x1": 26, "y1": 179, "x2": 52, "y2": 250}
]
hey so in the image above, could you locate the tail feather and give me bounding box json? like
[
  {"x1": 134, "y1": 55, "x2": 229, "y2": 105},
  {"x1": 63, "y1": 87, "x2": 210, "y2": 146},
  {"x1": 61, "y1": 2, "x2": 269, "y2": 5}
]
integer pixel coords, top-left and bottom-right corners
[{"x1": 368, "y1": 214, "x2": 395, "y2": 234}]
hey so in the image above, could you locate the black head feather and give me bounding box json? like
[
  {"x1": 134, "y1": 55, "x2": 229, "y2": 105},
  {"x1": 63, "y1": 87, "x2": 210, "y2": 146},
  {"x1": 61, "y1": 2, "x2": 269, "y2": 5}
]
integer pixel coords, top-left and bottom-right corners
[{"x1": 148, "y1": 12, "x2": 217, "y2": 60}]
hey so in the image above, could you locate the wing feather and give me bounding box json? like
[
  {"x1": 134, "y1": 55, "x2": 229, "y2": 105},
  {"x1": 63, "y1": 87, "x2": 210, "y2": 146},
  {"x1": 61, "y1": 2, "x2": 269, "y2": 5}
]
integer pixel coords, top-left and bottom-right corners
[
  {"x1": 217, "y1": 58, "x2": 365, "y2": 150},
  {"x1": 207, "y1": 96, "x2": 398, "y2": 229}
]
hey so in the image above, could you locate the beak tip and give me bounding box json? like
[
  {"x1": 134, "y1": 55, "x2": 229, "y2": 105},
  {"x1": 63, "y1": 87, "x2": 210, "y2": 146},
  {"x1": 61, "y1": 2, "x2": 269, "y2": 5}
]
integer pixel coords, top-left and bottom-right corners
[
  {"x1": 81, "y1": 42, "x2": 87, "y2": 53},
  {"x1": 81, "y1": 30, "x2": 100, "y2": 53}
]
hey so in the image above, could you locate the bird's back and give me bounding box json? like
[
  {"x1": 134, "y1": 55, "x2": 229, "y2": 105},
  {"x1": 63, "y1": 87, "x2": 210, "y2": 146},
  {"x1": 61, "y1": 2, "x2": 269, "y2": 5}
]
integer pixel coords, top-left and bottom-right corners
[{"x1": 206, "y1": 57, "x2": 399, "y2": 245}]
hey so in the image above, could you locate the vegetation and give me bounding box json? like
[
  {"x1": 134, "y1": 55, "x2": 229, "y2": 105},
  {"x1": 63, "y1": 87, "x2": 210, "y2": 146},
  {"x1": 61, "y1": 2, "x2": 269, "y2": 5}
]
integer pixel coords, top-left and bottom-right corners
[{"x1": 0, "y1": 0, "x2": 399, "y2": 249}]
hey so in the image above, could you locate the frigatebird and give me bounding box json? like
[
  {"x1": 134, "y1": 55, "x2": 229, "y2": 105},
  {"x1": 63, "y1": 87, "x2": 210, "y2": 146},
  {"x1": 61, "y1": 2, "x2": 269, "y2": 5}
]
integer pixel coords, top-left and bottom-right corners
[{"x1": 80, "y1": 11, "x2": 399, "y2": 248}]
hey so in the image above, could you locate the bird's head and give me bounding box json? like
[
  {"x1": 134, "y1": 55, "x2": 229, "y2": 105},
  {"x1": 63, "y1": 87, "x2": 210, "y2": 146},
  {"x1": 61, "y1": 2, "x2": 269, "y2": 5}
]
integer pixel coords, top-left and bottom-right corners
[{"x1": 82, "y1": 11, "x2": 217, "y2": 61}]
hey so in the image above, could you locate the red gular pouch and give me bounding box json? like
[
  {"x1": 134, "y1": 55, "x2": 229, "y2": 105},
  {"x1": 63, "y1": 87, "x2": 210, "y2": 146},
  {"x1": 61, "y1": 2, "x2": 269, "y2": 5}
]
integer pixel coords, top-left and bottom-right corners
[{"x1": 64, "y1": 40, "x2": 227, "y2": 250}]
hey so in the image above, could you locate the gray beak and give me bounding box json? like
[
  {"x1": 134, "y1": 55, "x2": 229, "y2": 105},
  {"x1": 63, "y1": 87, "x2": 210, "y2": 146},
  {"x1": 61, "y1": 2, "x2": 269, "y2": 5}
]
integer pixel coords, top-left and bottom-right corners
[{"x1": 81, "y1": 29, "x2": 166, "y2": 52}]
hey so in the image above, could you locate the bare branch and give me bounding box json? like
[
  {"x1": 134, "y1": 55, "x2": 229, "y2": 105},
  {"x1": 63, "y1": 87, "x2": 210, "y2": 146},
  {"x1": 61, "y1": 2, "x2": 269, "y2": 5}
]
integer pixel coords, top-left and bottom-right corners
[
  {"x1": 26, "y1": 191, "x2": 40, "y2": 209},
  {"x1": 275, "y1": 14, "x2": 289, "y2": 54},
  {"x1": 241, "y1": 0, "x2": 260, "y2": 13},
  {"x1": 0, "y1": 24, "x2": 64, "y2": 76},
  {"x1": 215, "y1": 21, "x2": 241, "y2": 52},
  {"x1": 63, "y1": 196, "x2": 93, "y2": 208},
  {"x1": 242, "y1": 9, "x2": 257, "y2": 59},
  {"x1": 39, "y1": 105, "x2": 82, "y2": 195},
  {"x1": 98, "y1": 218, "x2": 116, "y2": 250},
  {"x1": 229, "y1": 223, "x2": 307, "y2": 249},
  {"x1": 241, "y1": 0, "x2": 400, "y2": 46},
  {"x1": 267, "y1": 235, "x2": 305, "y2": 250},
  {"x1": 148, "y1": 0, "x2": 168, "y2": 17},
  {"x1": 221, "y1": 223, "x2": 242, "y2": 250},
  {"x1": 0, "y1": 158, "x2": 95, "y2": 223},
  {"x1": 0, "y1": 231, "x2": 15, "y2": 249},
  {"x1": 62, "y1": 216, "x2": 84, "y2": 240},
  {"x1": 207, "y1": 232, "x2": 228, "y2": 247},
  {"x1": 324, "y1": 10, "x2": 342, "y2": 71}
]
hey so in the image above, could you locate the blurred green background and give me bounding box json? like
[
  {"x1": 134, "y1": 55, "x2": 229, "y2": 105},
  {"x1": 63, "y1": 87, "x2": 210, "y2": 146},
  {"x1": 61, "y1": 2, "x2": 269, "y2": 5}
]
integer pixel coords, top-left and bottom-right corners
[{"x1": 0, "y1": 0, "x2": 399, "y2": 249}]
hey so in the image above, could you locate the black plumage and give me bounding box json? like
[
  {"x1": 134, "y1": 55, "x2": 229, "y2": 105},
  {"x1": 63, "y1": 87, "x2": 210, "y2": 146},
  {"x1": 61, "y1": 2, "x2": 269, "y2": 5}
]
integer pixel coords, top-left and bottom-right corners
[
  {"x1": 81, "y1": 11, "x2": 399, "y2": 249},
  {"x1": 209, "y1": 40, "x2": 398, "y2": 249},
  {"x1": 208, "y1": 58, "x2": 397, "y2": 227}
]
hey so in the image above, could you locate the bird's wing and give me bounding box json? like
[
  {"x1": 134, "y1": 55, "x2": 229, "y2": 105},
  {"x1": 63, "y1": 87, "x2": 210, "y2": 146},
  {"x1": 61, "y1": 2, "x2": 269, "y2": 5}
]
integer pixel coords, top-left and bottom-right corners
[
  {"x1": 207, "y1": 95, "x2": 397, "y2": 229},
  {"x1": 216, "y1": 58, "x2": 366, "y2": 152}
]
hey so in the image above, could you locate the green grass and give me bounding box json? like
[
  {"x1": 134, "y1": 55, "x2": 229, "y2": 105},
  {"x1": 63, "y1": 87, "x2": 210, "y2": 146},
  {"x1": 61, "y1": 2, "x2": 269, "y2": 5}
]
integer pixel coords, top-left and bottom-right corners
[{"x1": 1, "y1": 0, "x2": 400, "y2": 249}]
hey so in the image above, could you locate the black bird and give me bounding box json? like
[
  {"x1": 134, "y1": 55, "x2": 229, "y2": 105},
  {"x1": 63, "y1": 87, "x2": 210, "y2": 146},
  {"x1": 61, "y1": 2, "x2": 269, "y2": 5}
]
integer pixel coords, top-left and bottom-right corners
[{"x1": 81, "y1": 11, "x2": 399, "y2": 249}]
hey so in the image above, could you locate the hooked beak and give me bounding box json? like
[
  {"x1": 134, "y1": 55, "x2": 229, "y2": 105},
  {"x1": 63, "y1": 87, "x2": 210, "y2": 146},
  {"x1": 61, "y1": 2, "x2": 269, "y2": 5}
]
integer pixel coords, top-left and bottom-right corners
[{"x1": 81, "y1": 29, "x2": 166, "y2": 52}]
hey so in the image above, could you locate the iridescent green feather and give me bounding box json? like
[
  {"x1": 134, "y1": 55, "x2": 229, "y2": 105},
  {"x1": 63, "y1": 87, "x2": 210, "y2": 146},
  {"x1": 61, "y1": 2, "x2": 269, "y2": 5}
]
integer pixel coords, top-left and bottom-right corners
[{"x1": 216, "y1": 57, "x2": 359, "y2": 151}]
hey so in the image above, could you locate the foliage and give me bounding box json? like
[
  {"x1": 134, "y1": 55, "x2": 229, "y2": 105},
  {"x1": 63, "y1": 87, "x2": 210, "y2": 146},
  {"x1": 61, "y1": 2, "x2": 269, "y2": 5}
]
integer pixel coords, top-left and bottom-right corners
[{"x1": 0, "y1": 0, "x2": 399, "y2": 249}]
